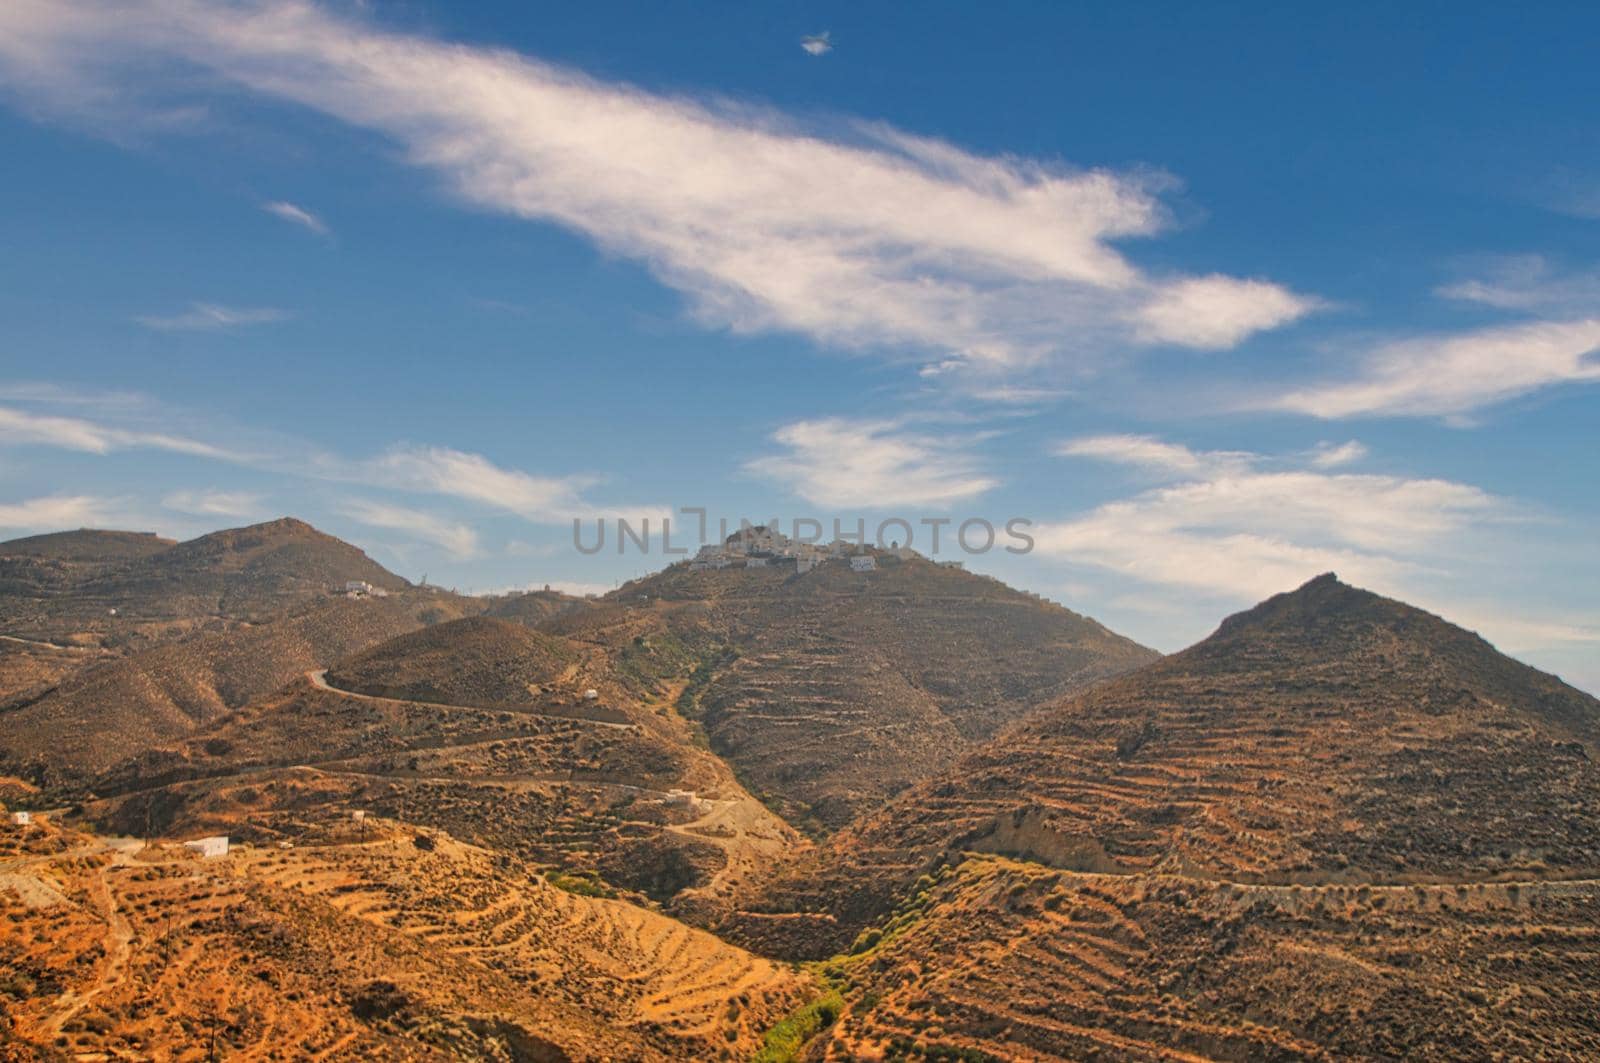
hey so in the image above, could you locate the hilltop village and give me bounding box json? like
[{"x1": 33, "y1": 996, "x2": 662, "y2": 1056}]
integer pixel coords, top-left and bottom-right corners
[{"x1": 686, "y1": 525, "x2": 959, "y2": 574}]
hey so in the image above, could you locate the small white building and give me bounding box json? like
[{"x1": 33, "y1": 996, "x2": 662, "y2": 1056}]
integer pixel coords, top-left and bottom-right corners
[
  {"x1": 9, "y1": 810, "x2": 32, "y2": 826},
  {"x1": 582, "y1": 688, "x2": 600, "y2": 701},
  {"x1": 850, "y1": 555, "x2": 878, "y2": 572},
  {"x1": 351, "y1": 810, "x2": 367, "y2": 823},
  {"x1": 184, "y1": 835, "x2": 230, "y2": 859},
  {"x1": 746, "y1": 556, "x2": 768, "y2": 568}
]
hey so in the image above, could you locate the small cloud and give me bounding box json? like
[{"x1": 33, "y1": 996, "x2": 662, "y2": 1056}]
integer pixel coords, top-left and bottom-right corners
[
  {"x1": 1135, "y1": 275, "x2": 1318, "y2": 349},
  {"x1": 162, "y1": 489, "x2": 263, "y2": 520},
  {"x1": 801, "y1": 32, "x2": 832, "y2": 56},
  {"x1": 0, "y1": 404, "x2": 233, "y2": 459},
  {"x1": 746, "y1": 417, "x2": 997, "y2": 508},
  {"x1": 1267, "y1": 318, "x2": 1600, "y2": 420},
  {"x1": 135, "y1": 302, "x2": 289, "y2": 332},
  {"x1": 1309, "y1": 441, "x2": 1368, "y2": 469},
  {"x1": 339, "y1": 498, "x2": 481, "y2": 560},
  {"x1": 262, "y1": 200, "x2": 329, "y2": 235},
  {"x1": 0, "y1": 495, "x2": 119, "y2": 532}
]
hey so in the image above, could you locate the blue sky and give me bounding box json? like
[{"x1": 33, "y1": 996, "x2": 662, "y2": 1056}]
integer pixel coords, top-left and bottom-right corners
[{"x1": 1, "y1": 1, "x2": 1597, "y2": 691}]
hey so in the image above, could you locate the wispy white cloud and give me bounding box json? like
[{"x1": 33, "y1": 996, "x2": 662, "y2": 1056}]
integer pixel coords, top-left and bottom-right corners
[
  {"x1": 0, "y1": 404, "x2": 236, "y2": 459},
  {"x1": 339, "y1": 498, "x2": 481, "y2": 559},
  {"x1": 162, "y1": 488, "x2": 263, "y2": 519},
  {"x1": 1053, "y1": 434, "x2": 1252, "y2": 477},
  {"x1": 1307, "y1": 440, "x2": 1367, "y2": 468},
  {"x1": 800, "y1": 32, "x2": 832, "y2": 57},
  {"x1": 0, "y1": 0, "x2": 1314, "y2": 371},
  {"x1": 1267, "y1": 318, "x2": 1600, "y2": 420},
  {"x1": 261, "y1": 199, "x2": 328, "y2": 235},
  {"x1": 1436, "y1": 254, "x2": 1600, "y2": 314},
  {"x1": 356, "y1": 445, "x2": 663, "y2": 525},
  {"x1": 1038, "y1": 436, "x2": 1498, "y2": 600},
  {"x1": 746, "y1": 417, "x2": 997, "y2": 508},
  {"x1": 0, "y1": 494, "x2": 117, "y2": 531},
  {"x1": 135, "y1": 302, "x2": 289, "y2": 331}
]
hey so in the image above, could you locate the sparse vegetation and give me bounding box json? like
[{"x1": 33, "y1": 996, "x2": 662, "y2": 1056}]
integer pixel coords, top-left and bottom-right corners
[{"x1": 752, "y1": 987, "x2": 843, "y2": 1063}]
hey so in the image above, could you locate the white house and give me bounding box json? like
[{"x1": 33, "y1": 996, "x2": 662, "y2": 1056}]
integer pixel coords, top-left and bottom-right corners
[
  {"x1": 582, "y1": 688, "x2": 600, "y2": 701},
  {"x1": 184, "y1": 835, "x2": 230, "y2": 859},
  {"x1": 746, "y1": 556, "x2": 768, "y2": 568},
  {"x1": 351, "y1": 810, "x2": 367, "y2": 823},
  {"x1": 850, "y1": 555, "x2": 877, "y2": 572},
  {"x1": 9, "y1": 810, "x2": 31, "y2": 826}
]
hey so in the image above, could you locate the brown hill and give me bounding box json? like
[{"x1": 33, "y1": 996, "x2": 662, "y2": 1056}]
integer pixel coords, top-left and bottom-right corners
[
  {"x1": 1, "y1": 813, "x2": 813, "y2": 1061},
  {"x1": 570, "y1": 552, "x2": 1157, "y2": 832},
  {"x1": 83, "y1": 612, "x2": 806, "y2": 919},
  {"x1": 740, "y1": 574, "x2": 1600, "y2": 956},
  {"x1": 0, "y1": 528, "x2": 175, "y2": 564},
  {"x1": 483, "y1": 587, "x2": 596, "y2": 626},
  {"x1": 0, "y1": 591, "x2": 477, "y2": 785},
  {"x1": 325, "y1": 616, "x2": 579, "y2": 708},
  {"x1": 0, "y1": 517, "x2": 408, "y2": 654},
  {"x1": 722, "y1": 574, "x2": 1600, "y2": 1058},
  {"x1": 813, "y1": 853, "x2": 1600, "y2": 1061}
]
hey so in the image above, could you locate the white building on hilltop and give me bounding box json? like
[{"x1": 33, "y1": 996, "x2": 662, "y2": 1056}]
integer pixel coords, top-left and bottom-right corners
[
  {"x1": 850, "y1": 555, "x2": 877, "y2": 572},
  {"x1": 9, "y1": 810, "x2": 31, "y2": 826}
]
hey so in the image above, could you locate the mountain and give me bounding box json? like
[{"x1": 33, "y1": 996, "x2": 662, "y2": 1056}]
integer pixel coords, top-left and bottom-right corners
[
  {"x1": 730, "y1": 575, "x2": 1600, "y2": 1059},
  {"x1": 567, "y1": 550, "x2": 1157, "y2": 832},
  {"x1": 0, "y1": 517, "x2": 408, "y2": 654}
]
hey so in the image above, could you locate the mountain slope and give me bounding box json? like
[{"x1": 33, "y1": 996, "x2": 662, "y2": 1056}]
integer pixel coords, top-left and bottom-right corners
[
  {"x1": 85, "y1": 613, "x2": 806, "y2": 920},
  {"x1": 0, "y1": 591, "x2": 477, "y2": 784},
  {"x1": 740, "y1": 574, "x2": 1600, "y2": 952},
  {"x1": 570, "y1": 551, "x2": 1157, "y2": 831},
  {"x1": 728, "y1": 574, "x2": 1600, "y2": 1059},
  {"x1": 1, "y1": 814, "x2": 812, "y2": 1060}
]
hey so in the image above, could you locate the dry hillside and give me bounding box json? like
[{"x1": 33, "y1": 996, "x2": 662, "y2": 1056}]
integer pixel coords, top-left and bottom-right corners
[
  {"x1": 0, "y1": 592, "x2": 478, "y2": 787},
  {"x1": 0, "y1": 812, "x2": 813, "y2": 1060},
  {"x1": 83, "y1": 615, "x2": 806, "y2": 919},
  {"x1": 565, "y1": 552, "x2": 1156, "y2": 831}
]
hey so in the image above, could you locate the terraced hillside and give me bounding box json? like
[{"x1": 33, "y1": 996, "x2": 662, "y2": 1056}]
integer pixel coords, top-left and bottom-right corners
[
  {"x1": 814, "y1": 854, "x2": 1600, "y2": 1060},
  {"x1": 0, "y1": 813, "x2": 812, "y2": 1060},
  {"x1": 737, "y1": 574, "x2": 1600, "y2": 960},
  {"x1": 85, "y1": 617, "x2": 804, "y2": 917},
  {"x1": 572, "y1": 552, "x2": 1157, "y2": 831},
  {"x1": 0, "y1": 590, "x2": 478, "y2": 786}
]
